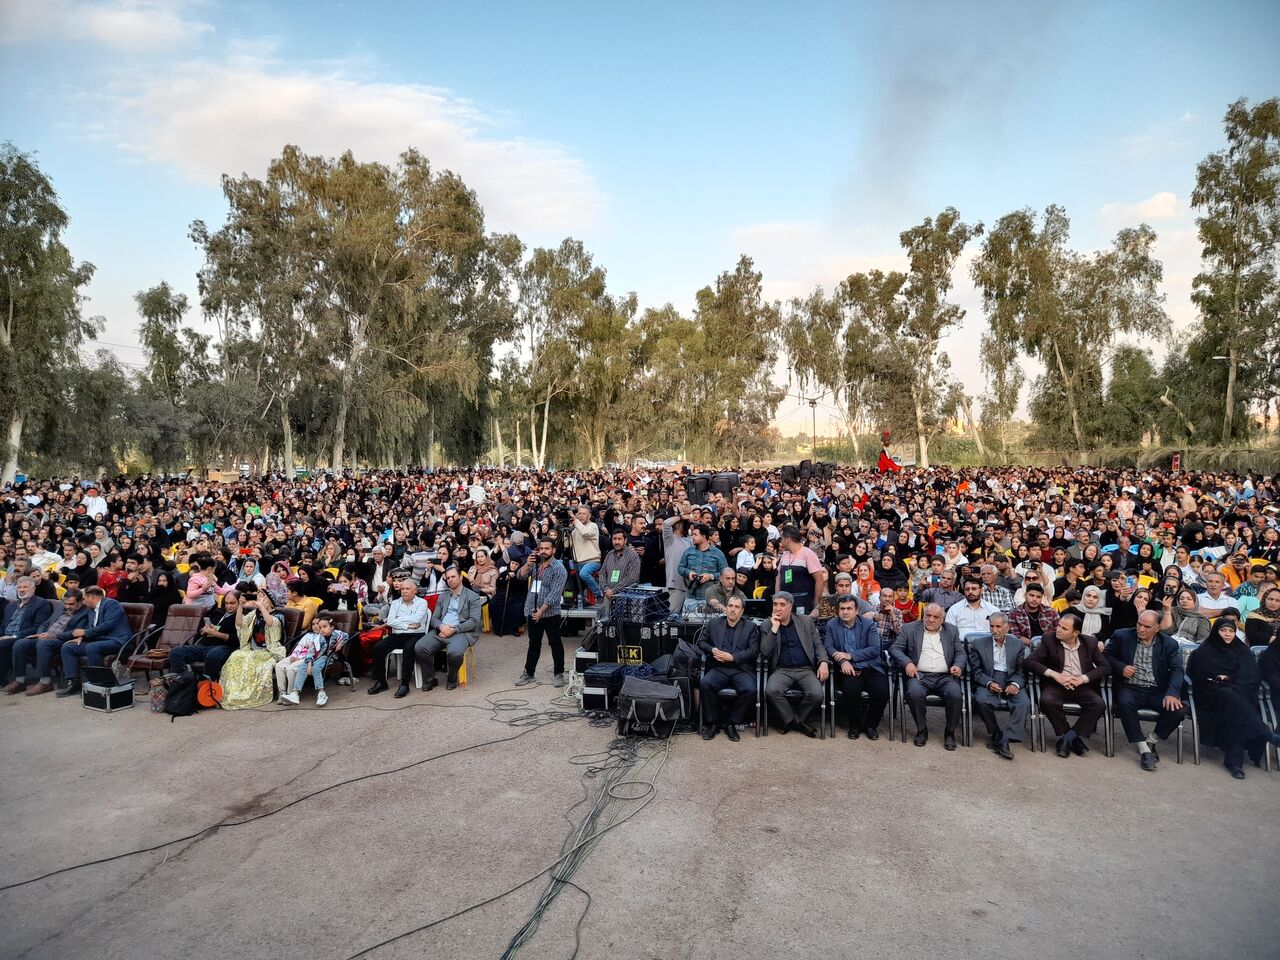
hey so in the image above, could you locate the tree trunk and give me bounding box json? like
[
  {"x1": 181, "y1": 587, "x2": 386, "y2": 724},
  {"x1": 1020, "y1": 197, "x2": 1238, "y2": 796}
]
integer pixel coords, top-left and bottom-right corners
[
  {"x1": 529, "y1": 406, "x2": 540, "y2": 469},
  {"x1": 515, "y1": 418, "x2": 523, "y2": 467},
  {"x1": 428, "y1": 409, "x2": 436, "y2": 470},
  {"x1": 331, "y1": 378, "x2": 351, "y2": 472},
  {"x1": 1052, "y1": 340, "x2": 1087, "y2": 460},
  {"x1": 1160, "y1": 388, "x2": 1198, "y2": 441},
  {"x1": 538, "y1": 389, "x2": 552, "y2": 469},
  {"x1": 494, "y1": 418, "x2": 506, "y2": 467},
  {"x1": 912, "y1": 389, "x2": 930, "y2": 469},
  {"x1": 1222, "y1": 346, "x2": 1238, "y2": 443},
  {"x1": 281, "y1": 410, "x2": 295, "y2": 479},
  {"x1": 2, "y1": 412, "x2": 22, "y2": 485},
  {"x1": 960, "y1": 396, "x2": 987, "y2": 460}
]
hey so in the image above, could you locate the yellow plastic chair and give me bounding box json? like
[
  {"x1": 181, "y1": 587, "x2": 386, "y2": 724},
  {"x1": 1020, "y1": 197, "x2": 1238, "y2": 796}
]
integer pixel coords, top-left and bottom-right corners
[
  {"x1": 176, "y1": 563, "x2": 190, "y2": 574},
  {"x1": 752, "y1": 585, "x2": 767, "y2": 599},
  {"x1": 325, "y1": 567, "x2": 339, "y2": 578}
]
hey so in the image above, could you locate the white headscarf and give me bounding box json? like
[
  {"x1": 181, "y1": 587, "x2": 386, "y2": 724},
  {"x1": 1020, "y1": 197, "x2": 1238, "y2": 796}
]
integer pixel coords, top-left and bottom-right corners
[{"x1": 1076, "y1": 585, "x2": 1112, "y2": 637}]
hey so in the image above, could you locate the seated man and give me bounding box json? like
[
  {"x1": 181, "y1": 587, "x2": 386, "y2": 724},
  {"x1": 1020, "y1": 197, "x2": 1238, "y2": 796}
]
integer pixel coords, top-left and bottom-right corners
[
  {"x1": 168, "y1": 592, "x2": 241, "y2": 679},
  {"x1": 1104, "y1": 610, "x2": 1185, "y2": 772},
  {"x1": 702, "y1": 566, "x2": 746, "y2": 615},
  {"x1": 968, "y1": 612, "x2": 1029, "y2": 760},
  {"x1": 1006, "y1": 582, "x2": 1060, "y2": 646},
  {"x1": 760, "y1": 591, "x2": 829, "y2": 738},
  {"x1": 892, "y1": 602, "x2": 965, "y2": 750},
  {"x1": 598, "y1": 529, "x2": 641, "y2": 611},
  {"x1": 56, "y1": 587, "x2": 133, "y2": 697},
  {"x1": 368, "y1": 576, "x2": 427, "y2": 696},
  {"x1": 0, "y1": 577, "x2": 52, "y2": 686},
  {"x1": 6, "y1": 589, "x2": 85, "y2": 696},
  {"x1": 696, "y1": 595, "x2": 760, "y2": 742},
  {"x1": 1027, "y1": 612, "x2": 1112, "y2": 757},
  {"x1": 824, "y1": 595, "x2": 888, "y2": 740},
  {"x1": 413, "y1": 566, "x2": 485, "y2": 692},
  {"x1": 945, "y1": 577, "x2": 1000, "y2": 635}
]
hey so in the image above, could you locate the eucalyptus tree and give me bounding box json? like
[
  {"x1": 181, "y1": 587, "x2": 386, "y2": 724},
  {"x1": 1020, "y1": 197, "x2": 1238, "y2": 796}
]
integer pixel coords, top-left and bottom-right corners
[
  {"x1": 0, "y1": 143, "x2": 97, "y2": 483},
  {"x1": 1191, "y1": 96, "x2": 1280, "y2": 442},
  {"x1": 972, "y1": 204, "x2": 1165, "y2": 460}
]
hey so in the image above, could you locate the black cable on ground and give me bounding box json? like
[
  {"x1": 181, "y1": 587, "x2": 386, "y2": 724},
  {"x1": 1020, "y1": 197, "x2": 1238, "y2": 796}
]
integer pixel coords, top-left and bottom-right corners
[
  {"x1": 341, "y1": 732, "x2": 675, "y2": 960},
  {"x1": 0, "y1": 689, "x2": 582, "y2": 894}
]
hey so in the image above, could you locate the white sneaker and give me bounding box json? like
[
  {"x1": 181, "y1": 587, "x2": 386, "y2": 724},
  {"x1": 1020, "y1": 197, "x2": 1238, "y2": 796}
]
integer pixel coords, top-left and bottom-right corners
[
  {"x1": 281, "y1": 691, "x2": 300, "y2": 705},
  {"x1": 316, "y1": 690, "x2": 328, "y2": 707}
]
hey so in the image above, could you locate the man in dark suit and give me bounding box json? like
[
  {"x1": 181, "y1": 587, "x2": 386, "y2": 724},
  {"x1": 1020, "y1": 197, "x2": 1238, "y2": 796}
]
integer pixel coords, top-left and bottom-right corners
[
  {"x1": 967, "y1": 612, "x2": 1029, "y2": 760},
  {"x1": 760, "y1": 591, "x2": 829, "y2": 738},
  {"x1": 696, "y1": 596, "x2": 760, "y2": 741},
  {"x1": 1104, "y1": 610, "x2": 1185, "y2": 772},
  {"x1": 56, "y1": 587, "x2": 134, "y2": 697},
  {"x1": 0, "y1": 577, "x2": 52, "y2": 686},
  {"x1": 1027, "y1": 612, "x2": 1112, "y2": 757},
  {"x1": 892, "y1": 602, "x2": 965, "y2": 750},
  {"x1": 823, "y1": 595, "x2": 888, "y2": 740}
]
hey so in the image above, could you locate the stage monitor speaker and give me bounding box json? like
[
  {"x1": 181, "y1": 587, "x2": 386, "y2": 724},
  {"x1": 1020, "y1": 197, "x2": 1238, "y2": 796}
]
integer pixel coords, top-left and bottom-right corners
[
  {"x1": 779, "y1": 464, "x2": 797, "y2": 483},
  {"x1": 709, "y1": 471, "x2": 740, "y2": 496},
  {"x1": 684, "y1": 472, "x2": 712, "y2": 505}
]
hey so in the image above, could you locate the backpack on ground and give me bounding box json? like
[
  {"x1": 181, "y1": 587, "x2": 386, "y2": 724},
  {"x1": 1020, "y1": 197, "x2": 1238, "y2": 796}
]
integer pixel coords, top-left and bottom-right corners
[{"x1": 162, "y1": 672, "x2": 198, "y2": 721}]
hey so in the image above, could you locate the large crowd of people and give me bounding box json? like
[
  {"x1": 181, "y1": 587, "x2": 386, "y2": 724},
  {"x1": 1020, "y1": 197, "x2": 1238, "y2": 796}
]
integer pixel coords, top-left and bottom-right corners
[{"x1": 2, "y1": 465, "x2": 1279, "y2": 779}]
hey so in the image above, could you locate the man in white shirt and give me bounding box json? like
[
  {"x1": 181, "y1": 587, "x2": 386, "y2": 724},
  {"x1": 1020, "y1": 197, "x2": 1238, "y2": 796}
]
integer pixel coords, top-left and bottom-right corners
[
  {"x1": 891, "y1": 603, "x2": 966, "y2": 750},
  {"x1": 368, "y1": 577, "x2": 427, "y2": 697},
  {"x1": 1197, "y1": 572, "x2": 1233, "y2": 619},
  {"x1": 946, "y1": 577, "x2": 1000, "y2": 636}
]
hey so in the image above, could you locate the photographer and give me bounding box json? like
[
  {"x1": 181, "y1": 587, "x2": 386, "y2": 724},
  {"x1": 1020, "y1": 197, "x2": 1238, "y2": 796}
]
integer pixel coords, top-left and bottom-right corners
[{"x1": 569, "y1": 505, "x2": 603, "y2": 607}]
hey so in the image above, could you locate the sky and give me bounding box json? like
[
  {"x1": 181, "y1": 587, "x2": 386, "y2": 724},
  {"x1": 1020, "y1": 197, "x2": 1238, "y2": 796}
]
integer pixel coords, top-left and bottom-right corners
[{"x1": 3, "y1": 0, "x2": 1279, "y2": 435}]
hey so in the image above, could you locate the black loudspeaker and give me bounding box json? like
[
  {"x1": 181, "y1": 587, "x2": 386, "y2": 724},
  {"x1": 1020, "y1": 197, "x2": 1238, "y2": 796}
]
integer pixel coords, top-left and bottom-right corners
[
  {"x1": 798, "y1": 459, "x2": 813, "y2": 480},
  {"x1": 684, "y1": 472, "x2": 712, "y2": 505},
  {"x1": 780, "y1": 464, "x2": 797, "y2": 483},
  {"x1": 709, "y1": 472, "x2": 740, "y2": 496}
]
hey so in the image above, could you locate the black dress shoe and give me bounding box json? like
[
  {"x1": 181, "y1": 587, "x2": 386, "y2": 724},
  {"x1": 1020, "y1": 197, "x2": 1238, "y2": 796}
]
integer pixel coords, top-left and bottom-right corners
[
  {"x1": 725, "y1": 724, "x2": 741, "y2": 742},
  {"x1": 775, "y1": 722, "x2": 790, "y2": 735},
  {"x1": 1055, "y1": 735, "x2": 1072, "y2": 758},
  {"x1": 56, "y1": 682, "x2": 82, "y2": 699},
  {"x1": 996, "y1": 739, "x2": 1015, "y2": 761},
  {"x1": 847, "y1": 725, "x2": 861, "y2": 740},
  {"x1": 793, "y1": 722, "x2": 819, "y2": 739},
  {"x1": 913, "y1": 729, "x2": 928, "y2": 747},
  {"x1": 1229, "y1": 766, "x2": 1246, "y2": 780},
  {"x1": 446, "y1": 679, "x2": 458, "y2": 691},
  {"x1": 367, "y1": 680, "x2": 388, "y2": 695},
  {"x1": 1071, "y1": 736, "x2": 1090, "y2": 756},
  {"x1": 1147, "y1": 741, "x2": 1160, "y2": 763},
  {"x1": 701, "y1": 725, "x2": 719, "y2": 741},
  {"x1": 394, "y1": 683, "x2": 410, "y2": 698},
  {"x1": 943, "y1": 731, "x2": 957, "y2": 751},
  {"x1": 422, "y1": 677, "x2": 439, "y2": 691},
  {"x1": 986, "y1": 733, "x2": 998, "y2": 751},
  {"x1": 864, "y1": 725, "x2": 879, "y2": 740}
]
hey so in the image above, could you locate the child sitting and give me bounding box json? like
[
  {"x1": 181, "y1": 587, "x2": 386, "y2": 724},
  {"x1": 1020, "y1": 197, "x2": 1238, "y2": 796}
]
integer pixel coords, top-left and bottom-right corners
[{"x1": 276, "y1": 615, "x2": 347, "y2": 706}]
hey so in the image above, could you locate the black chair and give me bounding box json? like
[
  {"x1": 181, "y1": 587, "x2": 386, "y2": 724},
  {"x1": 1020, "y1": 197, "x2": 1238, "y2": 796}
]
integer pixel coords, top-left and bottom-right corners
[
  {"x1": 1026, "y1": 637, "x2": 1115, "y2": 756},
  {"x1": 963, "y1": 635, "x2": 1033, "y2": 753},
  {"x1": 888, "y1": 650, "x2": 973, "y2": 747},
  {"x1": 759, "y1": 656, "x2": 827, "y2": 739},
  {"x1": 825, "y1": 650, "x2": 896, "y2": 738},
  {"x1": 697, "y1": 653, "x2": 762, "y2": 738}
]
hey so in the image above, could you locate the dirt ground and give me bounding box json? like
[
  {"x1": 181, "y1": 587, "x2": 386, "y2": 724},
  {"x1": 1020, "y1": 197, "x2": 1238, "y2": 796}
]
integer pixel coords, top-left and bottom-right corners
[{"x1": 2, "y1": 632, "x2": 1278, "y2": 960}]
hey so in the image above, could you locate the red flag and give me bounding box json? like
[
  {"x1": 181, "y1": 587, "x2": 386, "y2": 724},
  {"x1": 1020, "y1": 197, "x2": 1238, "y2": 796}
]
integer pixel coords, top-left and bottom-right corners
[{"x1": 877, "y1": 449, "x2": 901, "y2": 472}]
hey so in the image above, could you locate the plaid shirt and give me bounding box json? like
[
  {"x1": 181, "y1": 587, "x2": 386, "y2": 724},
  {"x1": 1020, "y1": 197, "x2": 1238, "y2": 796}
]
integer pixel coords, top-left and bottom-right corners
[
  {"x1": 873, "y1": 605, "x2": 904, "y2": 648},
  {"x1": 981, "y1": 583, "x2": 1015, "y2": 612},
  {"x1": 1007, "y1": 603, "x2": 1060, "y2": 642}
]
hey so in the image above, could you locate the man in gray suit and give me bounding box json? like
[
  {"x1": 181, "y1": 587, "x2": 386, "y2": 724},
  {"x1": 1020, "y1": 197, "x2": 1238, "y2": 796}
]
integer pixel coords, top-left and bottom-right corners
[
  {"x1": 892, "y1": 602, "x2": 965, "y2": 750},
  {"x1": 760, "y1": 591, "x2": 829, "y2": 738},
  {"x1": 413, "y1": 567, "x2": 485, "y2": 692},
  {"x1": 967, "y1": 612, "x2": 1029, "y2": 760}
]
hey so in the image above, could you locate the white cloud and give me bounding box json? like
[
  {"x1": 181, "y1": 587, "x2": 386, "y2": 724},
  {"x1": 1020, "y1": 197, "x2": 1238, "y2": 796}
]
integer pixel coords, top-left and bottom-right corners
[
  {"x1": 0, "y1": 0, "x2": 212, "y2": 50},
  {"x1": 105, "y1": 54, "x2": 600, "y2": 234},
  {"x1": 1099, "y1": 191, "x2": 1181, "y2": 225}
]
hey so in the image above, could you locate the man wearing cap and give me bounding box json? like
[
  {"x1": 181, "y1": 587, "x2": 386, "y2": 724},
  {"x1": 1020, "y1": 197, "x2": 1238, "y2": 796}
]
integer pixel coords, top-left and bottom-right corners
[
  {"x1": 82, "y1": 485, "x2": 108, "y2": 521},
  {"x1": 760, "y1": 591, "x2": 828, "y2": 738}
]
